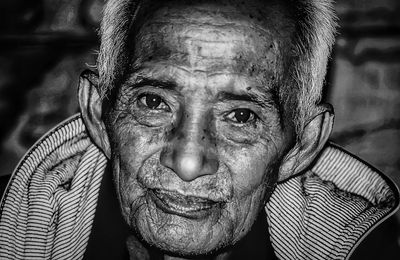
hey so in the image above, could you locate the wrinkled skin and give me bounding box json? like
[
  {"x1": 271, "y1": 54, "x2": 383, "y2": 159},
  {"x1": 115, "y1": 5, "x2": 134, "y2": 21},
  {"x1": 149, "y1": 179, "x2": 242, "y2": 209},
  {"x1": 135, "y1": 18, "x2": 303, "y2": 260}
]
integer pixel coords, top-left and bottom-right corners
[{"x1": 105, "y1": 1, "x2": 295, "y2": 258}]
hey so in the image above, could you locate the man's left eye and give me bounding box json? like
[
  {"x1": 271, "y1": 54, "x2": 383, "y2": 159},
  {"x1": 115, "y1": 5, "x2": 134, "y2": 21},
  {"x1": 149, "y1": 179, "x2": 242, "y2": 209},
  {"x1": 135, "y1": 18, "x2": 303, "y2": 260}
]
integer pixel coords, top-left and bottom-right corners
[
  {"x1": 138, "y1": 93, "x2": 170, "y2": 111},
  {"x1": 225, "y1": 108, "x2": 257, "y2": 124}
]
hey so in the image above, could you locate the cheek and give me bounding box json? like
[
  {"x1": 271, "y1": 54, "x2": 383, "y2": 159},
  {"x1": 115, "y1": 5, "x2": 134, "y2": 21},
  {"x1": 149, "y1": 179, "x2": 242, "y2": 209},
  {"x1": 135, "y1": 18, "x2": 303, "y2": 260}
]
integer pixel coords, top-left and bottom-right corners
[
  {"x1": 223, "y1": 183, "x2": 267, "y2": 244},
  {"x1": 219, "y1": 143, "x2": 280, "y2": 241},
  {"x1": 111, "y1": 119, "x2": 167, "y2": 172},
  {"x1": 111, "y1": 155, "x2": 146, "y2": 225},
  {"x1": 109, "y1": 121, "x2": 168, "y2": 216},
  {"x1": 223, "y1": 144, "x2": 277, "y2": 197}
]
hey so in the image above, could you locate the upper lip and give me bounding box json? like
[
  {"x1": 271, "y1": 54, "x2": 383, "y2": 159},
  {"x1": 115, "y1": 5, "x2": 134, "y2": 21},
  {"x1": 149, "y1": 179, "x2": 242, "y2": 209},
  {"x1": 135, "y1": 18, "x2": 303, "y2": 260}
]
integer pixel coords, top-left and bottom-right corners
[
  {"x1": 152, "y1": 189, "x2": 219, "y2": 204},
  {"x1": 150, "y1": 188, "x2": 227, "y2": 203}
]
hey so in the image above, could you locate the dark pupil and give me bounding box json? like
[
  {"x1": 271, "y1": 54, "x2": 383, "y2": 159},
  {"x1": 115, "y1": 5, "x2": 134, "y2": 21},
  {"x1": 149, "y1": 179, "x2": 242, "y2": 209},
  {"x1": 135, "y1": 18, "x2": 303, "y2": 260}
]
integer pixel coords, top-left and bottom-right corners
[
  {"x1": 146, "y1": 94, "x2": 161, "y2": 109},
  {"x1": 234, "y1": 109, "x2": 251, "y2": 123}
]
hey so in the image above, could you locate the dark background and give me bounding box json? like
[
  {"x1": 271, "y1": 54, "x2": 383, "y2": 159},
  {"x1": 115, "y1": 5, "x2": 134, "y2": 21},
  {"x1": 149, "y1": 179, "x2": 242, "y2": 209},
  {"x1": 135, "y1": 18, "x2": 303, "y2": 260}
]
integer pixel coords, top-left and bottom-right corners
[{"x1": 0, "y1": 0, "x2": 399, "y2": 244}]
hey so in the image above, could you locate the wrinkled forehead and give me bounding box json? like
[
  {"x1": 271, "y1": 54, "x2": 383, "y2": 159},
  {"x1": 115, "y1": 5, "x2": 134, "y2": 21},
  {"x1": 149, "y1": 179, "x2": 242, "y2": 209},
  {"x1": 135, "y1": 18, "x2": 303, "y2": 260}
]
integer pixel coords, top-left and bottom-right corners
[
  {"x1": 134, "y1": 0, "x2": 293, "y2": 32},
  {"x1": 129, "y1": 0, "x2": 294, "y2": 77}
]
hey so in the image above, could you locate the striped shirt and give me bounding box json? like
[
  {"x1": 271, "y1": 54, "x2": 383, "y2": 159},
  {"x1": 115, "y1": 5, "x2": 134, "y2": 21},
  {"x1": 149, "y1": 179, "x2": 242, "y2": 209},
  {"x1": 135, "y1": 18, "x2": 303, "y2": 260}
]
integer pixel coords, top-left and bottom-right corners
[{"x1": 0, "y1": 114, "x2": 398, "y2": 259}]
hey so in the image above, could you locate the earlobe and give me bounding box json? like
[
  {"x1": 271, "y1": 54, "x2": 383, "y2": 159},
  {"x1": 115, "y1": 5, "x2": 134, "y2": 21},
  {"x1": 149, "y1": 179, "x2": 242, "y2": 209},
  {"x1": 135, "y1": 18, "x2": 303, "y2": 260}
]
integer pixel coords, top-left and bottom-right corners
[
  {"x1": 78, "y1": 70, "x2": 111, "y2": 158},
  {"x1": 278, "y1": 106, "x2": 334, "y2": 182}
]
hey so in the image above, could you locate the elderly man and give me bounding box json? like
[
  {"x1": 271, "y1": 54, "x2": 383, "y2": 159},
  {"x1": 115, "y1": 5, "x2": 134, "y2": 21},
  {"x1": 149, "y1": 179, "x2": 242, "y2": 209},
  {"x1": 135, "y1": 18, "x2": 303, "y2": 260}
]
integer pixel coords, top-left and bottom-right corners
[{"x1": 0, "y1": 0, "x2": 399, "y2": 259}]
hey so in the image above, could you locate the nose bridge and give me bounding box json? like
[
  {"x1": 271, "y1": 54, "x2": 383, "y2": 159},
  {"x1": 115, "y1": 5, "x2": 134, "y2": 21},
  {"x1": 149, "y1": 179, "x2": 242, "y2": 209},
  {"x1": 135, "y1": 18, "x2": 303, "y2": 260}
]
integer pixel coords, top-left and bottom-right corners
[
  {"x1": 179, "y1": 102, "x2": 209, "y2": 146},
  {"x1": 160, "y1": 101, "x2": 219, "y2": 182}
]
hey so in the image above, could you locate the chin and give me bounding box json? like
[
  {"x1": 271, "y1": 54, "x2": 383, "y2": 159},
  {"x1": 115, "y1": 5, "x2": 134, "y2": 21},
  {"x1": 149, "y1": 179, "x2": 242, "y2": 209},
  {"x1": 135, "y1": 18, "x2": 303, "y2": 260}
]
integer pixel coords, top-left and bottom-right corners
[
  {"x1": 125, "y1": 189, "x2": 257, "y2": 256},
  {"x1": 123, "y1": 188, "x2": 258, "y2": 256}
]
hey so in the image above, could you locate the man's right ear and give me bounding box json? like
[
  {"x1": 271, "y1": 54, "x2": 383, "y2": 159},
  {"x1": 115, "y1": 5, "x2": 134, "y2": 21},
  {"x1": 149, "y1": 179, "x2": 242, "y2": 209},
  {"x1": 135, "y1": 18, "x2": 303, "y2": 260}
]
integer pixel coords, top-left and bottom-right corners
[{"x1": 78, "y1": 70, "x2": 111, "y2": 159}]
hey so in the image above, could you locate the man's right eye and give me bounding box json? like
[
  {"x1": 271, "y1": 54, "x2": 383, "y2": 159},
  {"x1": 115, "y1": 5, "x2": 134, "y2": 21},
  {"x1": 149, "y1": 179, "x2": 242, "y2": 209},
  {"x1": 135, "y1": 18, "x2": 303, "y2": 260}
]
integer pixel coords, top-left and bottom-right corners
[{"x1": 138, "y1": 93, "x2": 170, "y2": 111}]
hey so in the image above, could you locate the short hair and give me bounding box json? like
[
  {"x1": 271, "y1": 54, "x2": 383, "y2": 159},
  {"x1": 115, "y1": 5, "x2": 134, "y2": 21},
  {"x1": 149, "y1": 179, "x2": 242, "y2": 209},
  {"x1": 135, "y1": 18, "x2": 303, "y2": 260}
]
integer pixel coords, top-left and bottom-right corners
[{"x1": 97, "y1": 0, "x2": 337, "y2": 134}]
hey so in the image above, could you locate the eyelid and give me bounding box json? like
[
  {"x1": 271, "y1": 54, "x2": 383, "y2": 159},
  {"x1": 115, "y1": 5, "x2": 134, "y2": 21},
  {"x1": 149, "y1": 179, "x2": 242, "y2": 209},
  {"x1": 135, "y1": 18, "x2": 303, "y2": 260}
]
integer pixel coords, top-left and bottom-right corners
[
  {"x1": 133, "y1": 85, "x2": 180, "y2": 102},
  {"x1": 134, "y1": 88, "x2": 166, "y2": 102}
]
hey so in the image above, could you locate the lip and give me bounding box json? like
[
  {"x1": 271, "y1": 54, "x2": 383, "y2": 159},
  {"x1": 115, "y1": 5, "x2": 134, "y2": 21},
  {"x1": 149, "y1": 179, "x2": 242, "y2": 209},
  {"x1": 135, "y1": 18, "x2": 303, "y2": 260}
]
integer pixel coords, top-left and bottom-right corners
[{"x1": 149, "y1": 189, "x2": 219, "y2": 219}]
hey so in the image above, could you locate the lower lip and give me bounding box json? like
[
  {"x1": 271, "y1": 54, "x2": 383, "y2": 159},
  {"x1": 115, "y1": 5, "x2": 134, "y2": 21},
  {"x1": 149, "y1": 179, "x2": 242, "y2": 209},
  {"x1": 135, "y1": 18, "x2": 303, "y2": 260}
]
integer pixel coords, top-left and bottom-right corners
[{"x1": 149, "y1": 190, "x2": 218, "y2": 219}]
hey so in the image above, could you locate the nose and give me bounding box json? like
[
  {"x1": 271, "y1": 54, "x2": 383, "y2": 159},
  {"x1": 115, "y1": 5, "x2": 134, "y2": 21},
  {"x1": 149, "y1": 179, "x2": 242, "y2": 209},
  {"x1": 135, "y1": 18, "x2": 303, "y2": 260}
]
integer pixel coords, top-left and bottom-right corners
[{"x1": 160, "y1": 112, "x2": 219, "y2": 182}]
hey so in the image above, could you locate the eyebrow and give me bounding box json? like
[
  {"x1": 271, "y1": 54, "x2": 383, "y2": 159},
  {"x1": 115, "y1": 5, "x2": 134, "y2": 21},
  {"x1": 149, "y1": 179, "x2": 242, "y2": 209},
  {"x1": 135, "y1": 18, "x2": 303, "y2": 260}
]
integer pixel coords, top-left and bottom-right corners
[
  {"x1": 128, "y1": 77, "x2": 178, "y2": 90},
  {"x1": 217, "y1": 91, "x2": 276, "y2": 109}
]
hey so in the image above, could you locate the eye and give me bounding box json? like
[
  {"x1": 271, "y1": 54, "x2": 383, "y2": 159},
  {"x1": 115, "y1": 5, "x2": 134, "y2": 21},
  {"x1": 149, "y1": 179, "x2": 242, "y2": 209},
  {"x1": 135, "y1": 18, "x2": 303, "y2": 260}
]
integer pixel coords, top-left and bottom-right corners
[
  {"x1": 138, "y1": 93, "x2": 170, "y2": 111},
  {"x1": 225, "y1": 108, "x2": 257, "y2": 124}
]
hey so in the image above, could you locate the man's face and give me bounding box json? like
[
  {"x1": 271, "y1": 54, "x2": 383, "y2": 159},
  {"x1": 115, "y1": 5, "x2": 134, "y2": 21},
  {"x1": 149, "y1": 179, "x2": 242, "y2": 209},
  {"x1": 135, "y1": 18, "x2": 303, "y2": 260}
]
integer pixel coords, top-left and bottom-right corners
[{"x1": 105, "y1": 2, "x2": 293, "y2": 256}]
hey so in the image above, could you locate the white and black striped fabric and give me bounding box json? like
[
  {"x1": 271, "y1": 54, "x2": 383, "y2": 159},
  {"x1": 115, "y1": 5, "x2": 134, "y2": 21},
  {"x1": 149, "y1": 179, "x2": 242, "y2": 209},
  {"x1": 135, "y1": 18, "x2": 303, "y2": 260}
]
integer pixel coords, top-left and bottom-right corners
[
  {"x1": 0, "y1": 114, "x2": 398, "y2": 259},
  {"x1": 0, "y1": 115, "x2": 107, "y2": 259},
  {"x1": 267, "y1": 145, "x2": 399, "y2": 260}
]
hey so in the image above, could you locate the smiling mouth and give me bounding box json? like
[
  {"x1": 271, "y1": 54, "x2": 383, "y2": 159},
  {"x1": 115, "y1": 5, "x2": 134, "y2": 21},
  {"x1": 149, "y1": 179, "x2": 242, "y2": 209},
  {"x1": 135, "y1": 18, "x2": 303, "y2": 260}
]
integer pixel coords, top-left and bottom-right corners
[{"x1": 149, "y1": 189, "x2": 219, "y2": 219}]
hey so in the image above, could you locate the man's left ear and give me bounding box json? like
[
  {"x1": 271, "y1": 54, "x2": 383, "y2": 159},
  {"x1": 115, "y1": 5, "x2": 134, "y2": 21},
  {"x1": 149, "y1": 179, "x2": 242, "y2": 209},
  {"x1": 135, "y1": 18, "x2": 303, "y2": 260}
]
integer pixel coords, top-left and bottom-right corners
[
  {"x1": 78, "y1": 70, "x2": 111, "y2": 159},
  {"x1": 278, "y1": 105, "x2": 334, "y2": 182}
]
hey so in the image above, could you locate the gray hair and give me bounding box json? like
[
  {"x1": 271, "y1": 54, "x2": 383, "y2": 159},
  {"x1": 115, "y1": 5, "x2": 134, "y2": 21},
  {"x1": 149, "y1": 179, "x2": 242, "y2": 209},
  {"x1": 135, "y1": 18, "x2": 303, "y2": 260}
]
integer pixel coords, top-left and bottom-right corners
[{"x1": 97, "y1": 0, "x2": 337, "y2": 134}]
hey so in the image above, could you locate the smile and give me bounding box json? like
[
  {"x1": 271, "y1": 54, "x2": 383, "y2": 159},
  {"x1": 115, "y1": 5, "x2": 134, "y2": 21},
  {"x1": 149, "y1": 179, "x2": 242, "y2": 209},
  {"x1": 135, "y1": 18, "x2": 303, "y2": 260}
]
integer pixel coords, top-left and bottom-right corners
[{"x1": 149, "y1": 189, "x2": 219, "y2": 219}]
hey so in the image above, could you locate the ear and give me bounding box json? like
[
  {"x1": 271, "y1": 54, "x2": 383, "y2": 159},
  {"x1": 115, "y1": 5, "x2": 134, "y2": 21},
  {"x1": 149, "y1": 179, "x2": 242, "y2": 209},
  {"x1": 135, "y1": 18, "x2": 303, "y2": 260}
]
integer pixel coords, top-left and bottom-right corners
[
  {"x1": 78, "y1": 70, "x2": 111, "y2": 159},
  {"x1": 278, "y1": 105, "x2": 334, "y2": 182}
]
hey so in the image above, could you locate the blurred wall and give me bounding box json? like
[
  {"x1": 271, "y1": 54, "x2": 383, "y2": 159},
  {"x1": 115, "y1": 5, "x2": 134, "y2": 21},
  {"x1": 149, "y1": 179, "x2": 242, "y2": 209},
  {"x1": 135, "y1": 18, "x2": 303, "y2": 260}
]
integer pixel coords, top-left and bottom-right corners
[
  {"x1": 0, "y1": 0, "x2": 399, "y2": 233},
  {"x1": 0, "y1": 0, "x2": 102, "y2": 175},
  {"x1": 328, "y1": 0, "x2": 400, "y2": 223}
]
